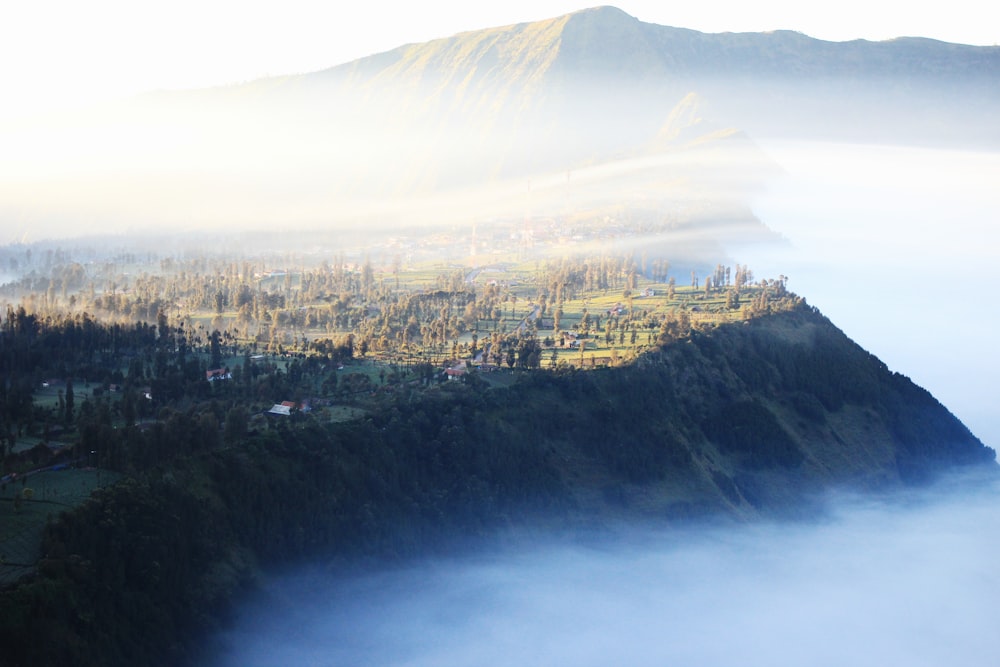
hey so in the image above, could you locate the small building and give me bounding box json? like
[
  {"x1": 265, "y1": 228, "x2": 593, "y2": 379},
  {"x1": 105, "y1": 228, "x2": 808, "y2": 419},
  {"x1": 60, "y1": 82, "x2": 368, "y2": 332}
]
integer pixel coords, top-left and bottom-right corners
[
  {"x1": 267, "y1": 401, "x2": 297, "y2": 416},
  {"x1": 206, "y1": 368, "x2": 232, "y2": 382},
  {"x1": 607, "y1": 303, "x2": 627, "y2": 317},
  {"x1": 562, "y1": 332, "x2": 580, "y2": 346}
]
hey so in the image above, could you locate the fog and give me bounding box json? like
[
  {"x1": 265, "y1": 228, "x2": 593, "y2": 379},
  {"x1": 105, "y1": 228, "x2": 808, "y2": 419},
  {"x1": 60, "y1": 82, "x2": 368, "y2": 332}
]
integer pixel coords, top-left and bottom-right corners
[
  {"x1": 746, "y1": 141, "x2": 1000, "y2": 447},
  {"x1": 0, "y1": 82, "x2": 775, "y2": 241},
  {"x1": 205, "y1": 472, "x2": 1000, "y2": 667}
]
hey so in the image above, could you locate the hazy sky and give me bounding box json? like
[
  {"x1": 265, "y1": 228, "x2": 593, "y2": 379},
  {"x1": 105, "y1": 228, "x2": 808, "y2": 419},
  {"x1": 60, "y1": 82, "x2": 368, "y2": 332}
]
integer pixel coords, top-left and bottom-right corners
[{"x1": 2, "y1": 0, "x2": 996, "y2": 120}]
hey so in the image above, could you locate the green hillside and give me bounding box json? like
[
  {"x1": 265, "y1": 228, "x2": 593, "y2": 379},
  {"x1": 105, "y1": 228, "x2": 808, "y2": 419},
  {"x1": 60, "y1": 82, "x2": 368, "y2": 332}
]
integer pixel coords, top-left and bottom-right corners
[{"x1": 0, "y1": 304, "x2": 992, "y2": 666}]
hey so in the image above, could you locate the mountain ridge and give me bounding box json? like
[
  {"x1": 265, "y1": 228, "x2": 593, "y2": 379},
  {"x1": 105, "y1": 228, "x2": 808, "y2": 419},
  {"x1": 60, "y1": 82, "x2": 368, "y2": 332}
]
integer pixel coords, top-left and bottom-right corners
[
  {"x1": 307, "y1": 6, "x2": 999, "y2": 83},
  {"x1": 163, "y1": 5, "x2": 1000, "y2": 197},
  {"x1": 3, "y1": 6, "x2": 997, "y2": 236}
]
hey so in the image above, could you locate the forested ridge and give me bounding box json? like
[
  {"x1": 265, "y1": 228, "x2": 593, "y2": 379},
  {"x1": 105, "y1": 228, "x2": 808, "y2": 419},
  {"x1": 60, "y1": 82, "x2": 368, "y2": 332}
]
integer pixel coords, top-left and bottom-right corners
[{"x1": 0, "y1": 303, "x2": 993, "y2": 666}]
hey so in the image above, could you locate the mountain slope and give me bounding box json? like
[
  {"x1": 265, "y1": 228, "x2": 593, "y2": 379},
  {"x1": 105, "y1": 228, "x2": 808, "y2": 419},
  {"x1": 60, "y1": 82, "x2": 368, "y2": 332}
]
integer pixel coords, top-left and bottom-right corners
[
  {"x1": 0, "y1": 304, "x2": 993, "y2": 666},
  {"x1": 3, "y1": 6, "x2": 997, "y2": 236},
  {"x1": 303, "y1": 5, "x2": 999, "y2": 147},
  {"x1": 143, "y1": 7, "x2": 1000, "y2": 211}
]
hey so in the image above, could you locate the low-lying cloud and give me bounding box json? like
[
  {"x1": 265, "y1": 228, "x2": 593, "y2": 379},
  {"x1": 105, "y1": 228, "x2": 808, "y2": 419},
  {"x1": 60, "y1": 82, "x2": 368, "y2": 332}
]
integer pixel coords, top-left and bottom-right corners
[
  {"x1": 205, "y1": 471, "x2": 1000, "y2": 667},
  {"x1": 745, "y1": 141, "x2": 1000, "y2": 447}
]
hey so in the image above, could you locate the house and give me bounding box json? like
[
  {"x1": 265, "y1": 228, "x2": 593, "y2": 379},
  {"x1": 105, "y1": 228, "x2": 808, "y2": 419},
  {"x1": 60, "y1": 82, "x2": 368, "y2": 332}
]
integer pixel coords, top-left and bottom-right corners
[
  {"x1": 561, "y1": 332, "x2": 580, "y2": 346},
  {"x1": 444, "y1": 360, "x2": 468, "y2": 381},
  {"x1": 641, "y1": 287, "x2": 655, "y2": 297},
  {"x1": 206, "y1": 368, "x2": 232, "y2": 382},
  {"x1": 267, "y1": 401, "x2": 297, "y2": 416}
]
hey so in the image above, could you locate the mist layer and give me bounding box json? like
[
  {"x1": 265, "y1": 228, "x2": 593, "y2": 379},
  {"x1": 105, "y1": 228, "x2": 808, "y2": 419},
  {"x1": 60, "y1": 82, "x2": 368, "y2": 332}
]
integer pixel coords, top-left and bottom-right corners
[{"x1": 206, "y1": 473, "x2": 1000, "y2": 667}]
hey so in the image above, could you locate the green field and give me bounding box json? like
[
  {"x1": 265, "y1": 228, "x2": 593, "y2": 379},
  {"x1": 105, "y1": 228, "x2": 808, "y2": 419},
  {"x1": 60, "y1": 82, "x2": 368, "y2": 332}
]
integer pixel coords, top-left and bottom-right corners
[{"x1": 0, "y1": 468, "x2": 121, "y2": 586}]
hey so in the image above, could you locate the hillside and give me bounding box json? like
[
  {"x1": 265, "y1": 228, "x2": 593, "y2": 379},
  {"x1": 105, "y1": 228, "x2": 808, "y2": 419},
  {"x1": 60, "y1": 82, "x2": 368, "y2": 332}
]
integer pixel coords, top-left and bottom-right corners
[
  {"x1": 298, "y1": 4, "x2": 999, "y2": 154},
  {"x1": 270, "y1": 4, "x2": 999, "y2": 181},
  {"x1": 0, "y1": 304, "x2": 992, "y2": 666}
]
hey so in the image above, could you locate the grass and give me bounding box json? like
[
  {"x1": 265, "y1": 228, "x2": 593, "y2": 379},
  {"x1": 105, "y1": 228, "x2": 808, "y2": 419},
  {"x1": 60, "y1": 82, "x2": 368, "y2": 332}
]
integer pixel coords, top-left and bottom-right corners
[{"x1": 0, "y1": 468, "x2": 121, "y2": 586}]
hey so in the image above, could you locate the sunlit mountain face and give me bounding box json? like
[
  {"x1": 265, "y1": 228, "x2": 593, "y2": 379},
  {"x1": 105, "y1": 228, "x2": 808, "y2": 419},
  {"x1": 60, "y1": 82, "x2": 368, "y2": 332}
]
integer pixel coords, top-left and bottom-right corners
[{"x1": 1, "y1": 6, "x2": 996, "y2": 241}]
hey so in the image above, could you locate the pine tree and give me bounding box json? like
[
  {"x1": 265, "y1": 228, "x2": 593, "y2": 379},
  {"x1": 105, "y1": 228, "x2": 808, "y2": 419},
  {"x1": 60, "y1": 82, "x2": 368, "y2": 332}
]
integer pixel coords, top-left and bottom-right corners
[{"x1": 64, "y1": 378, "x2": 74, "y2": 426}]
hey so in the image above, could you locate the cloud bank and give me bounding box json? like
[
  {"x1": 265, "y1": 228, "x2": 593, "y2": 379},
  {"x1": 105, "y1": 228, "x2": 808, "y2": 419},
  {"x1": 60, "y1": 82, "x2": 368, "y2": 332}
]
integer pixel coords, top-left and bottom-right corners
[{"x1": 205, "y1": 472, "x2": 1000, "y2": 667}]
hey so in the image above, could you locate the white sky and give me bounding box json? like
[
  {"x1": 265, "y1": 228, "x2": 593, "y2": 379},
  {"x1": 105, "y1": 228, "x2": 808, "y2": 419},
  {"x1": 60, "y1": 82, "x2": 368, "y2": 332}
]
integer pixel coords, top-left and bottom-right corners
[{"x1": 2, "y1": 1, "x2": 996, "y2": 121}]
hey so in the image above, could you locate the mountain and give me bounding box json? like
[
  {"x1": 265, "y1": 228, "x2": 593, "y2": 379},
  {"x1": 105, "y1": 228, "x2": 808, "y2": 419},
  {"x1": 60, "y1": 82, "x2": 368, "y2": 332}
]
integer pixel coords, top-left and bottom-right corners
[
  {"x1": 0, "y1": 304, "x2": 993, "y2": 666},
  {"x1": 0, "y1": 11, "x2": 996, "y2": 665},
  {"x1": 285, "y1": 4, "x2": 999, "y2": 161},
  {"x1": 8, "y1": 6, "x2": 995, "y2": 238},
  {"x1": 304, "y1": 6, "x2": 998, "y2": 133}
]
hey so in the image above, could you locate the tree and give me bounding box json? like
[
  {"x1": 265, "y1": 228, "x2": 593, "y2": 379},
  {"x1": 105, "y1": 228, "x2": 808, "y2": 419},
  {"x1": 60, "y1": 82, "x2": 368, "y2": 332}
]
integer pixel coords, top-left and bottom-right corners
[
  {"x1": 210, "y1": 330, "x2": 223, "y2": 369},
  {"x1": 157, "y1": 309, "x2": 170, "y2": 347},
  {"x1": 64, "y1": 378, "x2": 75, "y2": 426},
  {"x1": 361, "y1": 256, "x2": 374, "y2": 297},
  {"x1": 223, "y1": 407, "x2": 249, "y2": 446},
  {"x1": 517, "y1": 338, "x2": 542, "y2": 369},
  {"x1": 122, "y1": 391, "x2": 137, "y2": 428}
]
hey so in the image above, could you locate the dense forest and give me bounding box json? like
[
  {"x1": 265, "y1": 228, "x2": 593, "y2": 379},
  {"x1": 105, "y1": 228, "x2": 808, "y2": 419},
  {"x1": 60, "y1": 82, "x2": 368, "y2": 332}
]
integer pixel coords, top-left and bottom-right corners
[{"x1": 0, "y1": 300, "x2": 993, "y2": 666}]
